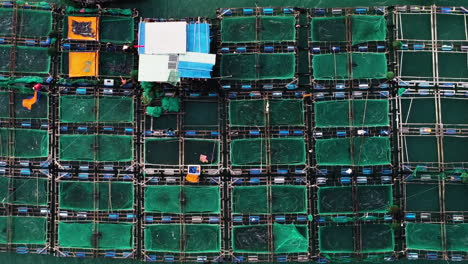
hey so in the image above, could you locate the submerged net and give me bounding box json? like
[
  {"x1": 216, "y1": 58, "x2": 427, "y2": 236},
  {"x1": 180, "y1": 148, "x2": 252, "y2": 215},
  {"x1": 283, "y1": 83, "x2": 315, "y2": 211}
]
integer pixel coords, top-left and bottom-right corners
[
  {"x1": 59, "y1": 135, "x2": 133, "y2": 162},
  {"x1": 0, "y1": 9, "x2": 13, "y2": 36},
  {"x1": 0, "y1": 91, "x2": 49, "y2": 119},
  {"x1": 445, "y1": 184, "x2": 468, "y2": 212},
  {"x1": 404, "y1": 136, "x2": 438, "y2": 163},
  {"x1": 220, "y1": 53, "x2": 295, "y2": 80},
  {"x1": 399, "y1": 51, "x2": 433, "y2": 79},
  {"x1": 0, "y1": 177, "x2": 48, "y2": 206},
  {"x1": 99, "y1": 52, "x2": 135, "y2": 77},
  {"x1": 15, "y1": 46, "x2": 51, "y2": 74},
  {"x1": 144, "y1": 224, "x2": 220, "y2": 253},
  {"x1": 311, "y1": 17, "x2": 346, "y2": 42},
  {"x1": 184, "y1": 139, "x2": 220, "y2": 165},
  {"x1": 183, "y1": 101, "x2": 218, "y2": 130},
  {"x1": 312, "y1": 53, "x2": 387, "y2": 80},
  {"x1": 270, "y1": 138, "x2": 306, "y2": 165},
  {"x1": 437, "y1": 14, "x2": 467, "y2": 41},
  {"x1": 315, "y1": 137, "x2": 391, "y2": 166},
  {"x1": 319, "y1": 224, "x2": 394, "y2": 253},
  {"x1": 230, "y1": 138, "x2": 306, "y2": 166},
  {"x1": 232, "y1": 224, "x2": 309, "y2": 253},
  {"x1": 441, "y1": 98, "x2": 468, "y2": 124},
  {"x1": 315, "y1": 100, "x2": 389, "y2": 127},
  {"x1": 59, "y1": 181, "x2": 134, "y2": 211},
  {"x1": 60, "y1": 95, "x2": 134, "y2": 123},
  {"x1": 438, "y1": 52, "x2": 468, "y2": 80},
  {"x1": 229, "y1": 99, "x2": 304, "y2": 126},
  {"x1": 311, "y1": 15, "x2": 386, "y2": 44},
  {"x1": 0, "y1": 128, "x2": 49, "y2": 158},
  {"x1": 58, "y1": 222, "x2": 134, "y2": 249},
  {"x1": 0, "y1": 217, "x2": 47, "y2": 245},
  {"x1": 145, "y1": 138, "x2": 180, "y2": 165},
  {"x1": 100, "y1": 16, "x2": 135, "y2": 44},
  {"x1": 319, "y1": 225, "x2": 354, "y2": 253},
  {"x1": 361, "y1": 224, "x2": 394, "y2": 253},
  {"x1": 400, "y1": 98, "x2": 436, "y2": 124},
  {"x1": 443, "y1": 136, "x2": 468, "y2": 164},
  {"x1": 17, "y1": 9, "x2": 52, "y2": 38},
  {"x1": 221, "y1": 16, "x2": 295, "y2": 43},
  {"x1": 398, "y1": 14, "x2": 432, "y2": 40},
  {"x1": 232, "y1": 186, "x2": 307, "y2": 214},
  {"x1": 318, "y1": 185, "x2": 392, "y2": 214},
  {"x1": 405, "y1": 183, "x2": 440, "y2": 212},
  {"x1": 144, "y1": 186, "x2": 220, "y2": 214}
]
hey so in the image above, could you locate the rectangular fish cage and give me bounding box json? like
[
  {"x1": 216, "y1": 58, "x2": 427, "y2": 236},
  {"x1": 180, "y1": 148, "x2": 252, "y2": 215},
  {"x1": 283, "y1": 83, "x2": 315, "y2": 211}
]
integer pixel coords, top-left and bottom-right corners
[
  {"x1": 309, "y1": 7, "x2": 390, "y2": 90},
  {"x1": 394, "y1": 6, "x2": 468, "y2": 88}
]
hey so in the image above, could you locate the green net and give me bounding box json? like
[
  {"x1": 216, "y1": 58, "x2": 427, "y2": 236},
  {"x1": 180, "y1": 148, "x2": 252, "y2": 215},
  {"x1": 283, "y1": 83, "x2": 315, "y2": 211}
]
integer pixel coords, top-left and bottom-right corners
[
  {"x1": 0, "y1": 217, "x2": 47, "y2": 245},
  {"x1": 270, "y1": 138, "x2": 306, "y2": 165},
  {"x1": 315, "y1": 137, "x2": 391, "y2": 166},
  {"x1": 404, "y1": 136, "x2": 438, "y2": 163},
  {"x1": 318, "y1": 186, "x2": 353, "y2": 215},
  {"x1": 319, "y1": 225, "x2": 354, "y2": 253},
  {"x1": 438, "y1": 53, "x2": 468, "y2": 80},
  {"x1": 0, "y1": 128, "x2": 49, "y2": 158},
  {"x1": 271, "y1": 185, "x2": 307, "y2": 214},
  {"x1": 269, "y1": 99, "x2": 304, "y2": 126},
  {"x1": 230, "y1": 138, "x2": 266, "y2": 166},
  {"x1": 351, "y1": 53, "x2": 388, "y2": 79},
  {"x1": 0, "y1": 45, "x2": 11, "y2": 72},
  {"x1": 17, "y1": 9, "x2": 52, "y2": 37},
  {"x1": 99, "y1": 52, "x2": 135, "y2": 77},
  {"x1": 401, "y1": 98, "x2": 436, "y2": 124},
  {"x1": 399, "y1": 51, "x2": 433, "y2": 79},
  {"x1": 98, "y1": 96, "x2": 134, "y2": 122},
  {"x1": 58, "y1": 222, "x2": 134, "y2": 249},
  {"x1": 59, "y1": 135, "x2": 133, "y2": 162},
  {"x1": 60, "y1": 96, "x2": 134, "y2": 123},
  {"x1": 272, "y1": 224, "x2": 309, "y2": 253},
  {"x1": 229, "y1": 100, "x2": 266, "y2": 127},
  {"x1": 184, "y1": 139, "x2": 220, "y2": 165},
  {"x1": 443, "y1": 136, "x2": 468, "y2": 163},
  {"x1": 145, "y1": 138, "x2": 180, "y2": 165},
  {"x1": 445, "y1": 184, "x2": 468, "y2": 212},
  {"x1": 0, "y1": 9, "x2": 13, "y2": 36},
  {"x1": 398, "y1": 14, "x2": 432, "y2": 40},
  {"x1": 405, "y1": 183, "x2": 440, "y2": 212},
  {"x1": 0, "y1": 91, "x2": 49, "y2": 119},
  {"x1": 144, "y1": 186, "x2": 220, "y2": 214},
  {"x1": 183, "y1": 101, "x2": 218, "y2": 130},
  {"x1": 144, "y1": 224, "x2": 220, "y2": 253},
  {"x1": 15, "y1": 46, "x2": 50, "y2": 74},
  {"x1": 221, "y1": 16, "x2": 295, "y2": 43},
  {"x1": 312, "y1": 53, "x2": 348, "y2": 80},
  {"x1": 406, "y1": 223, "x2": 443, "y2": 251},
  {"x1": 0, "y1": 177, "x2": 48, "y2": 206},
  {"x1": 60, "y1": 96, "x2": 95, "y2": 122},
  {"x1": 361, "y1": 224, "x2": 394, "y2": 253},
  {"x1": 436, "y1": 14, "x2": 466, "y2": 41},
  {"x1": 59, "y1": 181, "x2": 134, "y2": 211},
  {"x1": 100, "y1": 16, "x2": 135, "y2": 44},
  {"x1": 232, "y1": 186, "x2": 268, "y2": 214},
  {"x1": 351, "y1": 16, "x2": 386, "y2": 45},
  {"x1": 220, "y1": 54, "x2": 295, "y2": 80},
  {"x1": 311, "y1": 16, "x2": 346, "y2": 42},
  {"x1": 232, "y1": 186, "x2": 307, "y2": 214},
  {"x1": 312, "y1": 53, "x2": 387, "y2": 80},
  {"x1": 315, "y1": 100, "x2": 389, "y2": 127},
  {"x1": 441, "y1": 98, "x2": 468, "y2": 124},
  {"x1": 445, "y1": 224, "x2": 468, "y2": 251},
  {"x1": 232, "y1": 225, "x2": 269, "y2": 253}
]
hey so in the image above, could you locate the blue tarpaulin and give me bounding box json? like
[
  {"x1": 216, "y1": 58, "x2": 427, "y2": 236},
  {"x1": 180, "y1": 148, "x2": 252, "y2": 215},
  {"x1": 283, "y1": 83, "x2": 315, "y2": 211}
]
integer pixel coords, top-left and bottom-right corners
[
  {"x1": 178, "y1": 61, "x2": 213, "y2": 78},
  {"x1": 186, "y1": 23, "x2": 210, "y2": 53}
]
